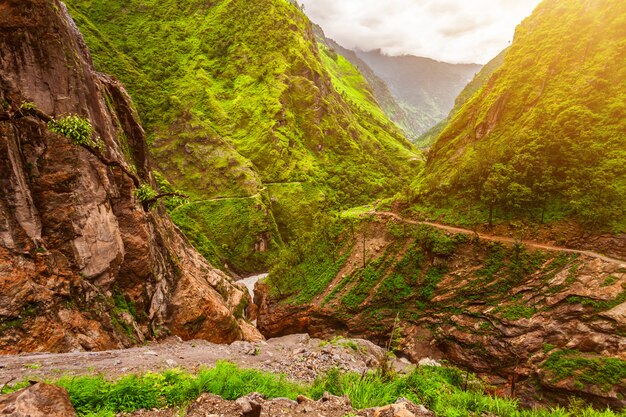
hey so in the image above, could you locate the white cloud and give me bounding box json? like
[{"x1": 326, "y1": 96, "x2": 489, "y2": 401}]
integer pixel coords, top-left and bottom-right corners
[{"x1": 299, "y1": 0, "x2": 542, "y2": 64}]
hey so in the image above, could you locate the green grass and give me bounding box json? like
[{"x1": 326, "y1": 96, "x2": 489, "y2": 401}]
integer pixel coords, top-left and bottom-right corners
[
  {"x1": 494, "y1": 304, "x2": 537, "y2": 321},
  {"x1": 170, "y1": 195, "x2": 282, "y2": 274},
  {"x1": 542, "y1": 350, "x2": 626, "y2": 392},
  {"x1": 3, "y1": 361, "x2": 623, "y2": 417},
  {"x1": 65, "y1": 0, "x2": 423, "y2": 272},
  {"x1": 566, "y1": 290, "x2": 626, "y2": 313}
]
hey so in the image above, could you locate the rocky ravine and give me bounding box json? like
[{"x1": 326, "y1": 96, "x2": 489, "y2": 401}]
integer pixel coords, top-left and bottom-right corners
[
  {"x1": 257, "y1": 218, "x2": 626, "y2": 408},
  {"x1": 0, "y1": 0, "x2": 260, "y2": 354}
]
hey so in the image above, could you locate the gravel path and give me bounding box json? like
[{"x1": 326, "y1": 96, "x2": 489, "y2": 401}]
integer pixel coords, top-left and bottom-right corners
[
  {"x1": 0, "y1": 334, "x2": 411, "y2": 385},
  {"x1": 374, "y1": 211, "x2": 626, "y2": 266}
]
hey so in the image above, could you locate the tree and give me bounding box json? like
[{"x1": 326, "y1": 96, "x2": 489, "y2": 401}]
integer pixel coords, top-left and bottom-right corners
[{"x1": 481, "y1": 163, "x2": 513, "y2": 226}]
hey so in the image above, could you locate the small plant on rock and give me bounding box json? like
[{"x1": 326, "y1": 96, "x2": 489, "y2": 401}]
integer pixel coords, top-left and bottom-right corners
[
  {"x1": 48, "y1": 115, "x2": 104, "y2": 151},
  {"x1": 19, "y1": 100, "x2": 37, "y2": 112},
  {"x1": 134, "y1": 184, "x2": 159, "y2": 203}
]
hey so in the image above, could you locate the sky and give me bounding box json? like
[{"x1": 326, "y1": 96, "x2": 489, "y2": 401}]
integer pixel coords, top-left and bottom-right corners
[{"x1": 298, "y1": 0, "x2": 542, "y2": 64}]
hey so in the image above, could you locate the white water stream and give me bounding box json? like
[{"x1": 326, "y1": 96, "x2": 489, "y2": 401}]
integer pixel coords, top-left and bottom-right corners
[{"x1": 239, "y1": 273, "x2": 268, "y2": 299}]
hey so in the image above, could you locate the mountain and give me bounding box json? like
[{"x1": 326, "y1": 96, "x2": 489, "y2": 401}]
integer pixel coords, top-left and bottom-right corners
[
  {"x1": 353, "y1": 49, "x2": 482, "y2": 143},
  {"x1": 0, "y1": 0, "x2": 259, "y2": 353},
  {"x1": 257, "y1": 214, "x2": 626, "y2": 408},
  {"x1": 422, "y1": 0, "x2": 626, "y2": 232},
  {"x1": 65, "y1": 0, "x2": 422, "y2": 274},
  {"x1": 312, "y1": 25, "x2": 434, "y2": 144},
  {"x1": 256, "y1": 0, "x2": 626, "y2": 407},
  {"x1": 419, "y1": 48, "x2": 509, "y2": 146}
]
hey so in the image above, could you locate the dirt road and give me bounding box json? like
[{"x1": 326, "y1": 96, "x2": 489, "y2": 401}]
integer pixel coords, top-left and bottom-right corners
[{"x1": 374, "y1": 211, "x2": 626, "y2": 266}]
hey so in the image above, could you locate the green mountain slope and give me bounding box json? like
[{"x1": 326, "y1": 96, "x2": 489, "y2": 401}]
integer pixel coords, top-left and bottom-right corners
[
  {"x1": 65, "y1": 0, "x2": 422, "y2": 273},
  {"x1": 354, "y1": 50, "x2": 481, "y2": 140},
  {"x1": 419, "y1": 48, "x2": 508, "y2": 147},
  {"x1": 312, "y1": 25, "x2": 433, "y2": 143},
  {"x1": 422, "y1": 0, "x2": 626, "y2": 231}
]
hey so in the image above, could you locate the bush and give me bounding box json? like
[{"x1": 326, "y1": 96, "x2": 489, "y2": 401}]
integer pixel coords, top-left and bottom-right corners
[
  {"x1": 133, "y1": 184, "x2": 158, "y2": 203},
  {"x1": 48, "y1": 115, "x2": 104, "y2": 151}
]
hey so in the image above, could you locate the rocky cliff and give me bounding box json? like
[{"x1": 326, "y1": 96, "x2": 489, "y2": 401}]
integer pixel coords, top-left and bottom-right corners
[
  {"x1": 257, "y1": 216, "x2": 626, "y2": 408},
  {"x1": 0, "y1": 0, "x2": 259, "y2": 353}
]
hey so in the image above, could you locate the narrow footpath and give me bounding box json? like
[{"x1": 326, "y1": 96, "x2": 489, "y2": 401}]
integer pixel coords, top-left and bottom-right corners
[{"x1": 373, "y1": 211, "x2": 626, "y2": 266}]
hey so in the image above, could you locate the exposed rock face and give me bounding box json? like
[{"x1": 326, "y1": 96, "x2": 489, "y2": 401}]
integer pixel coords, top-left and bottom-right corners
[
  {"x1": 0, "y1": 383, "x2": 76, "y2": 417},
  {"x1": 258, "y1": 218, "x2": 626, "y2": 408},
  {"x1": 0, "y1": 0, "x2": 259, "y2": 353}
]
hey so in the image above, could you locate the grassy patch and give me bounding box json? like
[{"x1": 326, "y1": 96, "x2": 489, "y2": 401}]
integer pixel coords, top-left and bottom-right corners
[
  {"x1": 566, "y1": 290, "x2": 626, "y2": 312},
  {"x1": 2, "y1": 361, "x2": 622, "y2": 417},
  {"x1": 542, "y1": 350, "x2": 626, "y2": 392},
  {"x1": 494, "y1": 304, "x2": 537, "y2": 321}
]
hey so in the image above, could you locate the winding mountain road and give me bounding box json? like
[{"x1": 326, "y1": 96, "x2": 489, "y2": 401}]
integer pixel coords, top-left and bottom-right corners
[{"x1": 372, "y1": 211, "x2": 626, "y2": 266}]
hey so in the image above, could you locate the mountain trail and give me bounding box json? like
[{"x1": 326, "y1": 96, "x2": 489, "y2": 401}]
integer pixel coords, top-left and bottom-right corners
[{"x1": 373, "y1": 211, "x2": 626, "y2": 266}]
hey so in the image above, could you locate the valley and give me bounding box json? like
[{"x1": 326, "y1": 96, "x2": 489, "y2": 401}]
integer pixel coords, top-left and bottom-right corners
[{"x1": 0, "y1": 0, "x2": 624, "y2": 415}]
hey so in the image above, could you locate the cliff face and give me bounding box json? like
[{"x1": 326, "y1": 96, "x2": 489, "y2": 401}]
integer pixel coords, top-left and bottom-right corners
[
  {"x1": 0, "y1": 0, "x2": 258, "y2": 353},
  {"x1": 257, "y1": 218, "x2": 626, "y2": 408}
]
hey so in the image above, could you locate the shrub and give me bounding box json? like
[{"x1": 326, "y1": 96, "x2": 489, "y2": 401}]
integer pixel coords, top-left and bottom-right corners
[
  {"x1": 133, "y1": 184, "x2": 158, "y2": 203},
  {"x1": 19, "y1": 101, "x2": 37, "y2": 111},
  {"x1": 48, "y1": 115, "x2": 104, "y2": 151}
]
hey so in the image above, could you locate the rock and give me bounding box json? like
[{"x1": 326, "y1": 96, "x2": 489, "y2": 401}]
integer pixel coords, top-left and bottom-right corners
[
  {"x1": 364, "y1": 398, "x2": 435, "y2": 417},
  {"x1": 235, "y1": 396, "x2": 261, "y2": 417},
  {"x1": 297, "y1": 394, "x2": 312, "y2": 404},
  {"x1": 165, "y1": 359, "x2": 178, "y2": 367},
  {"x1": 246, "y1": 392, "x2": 266, "y2": 402},
  {"x1": 237, "y1": 320, "x2": 265, "y2": 342},
  {"x1": 0, "y1": 383, "x2": 77, "y2": 416},
  {"x1": 271, "y1": 397, "x2": 298, "y2": 405},
  {"x1": 418, "y1": 358, "x2": 441, "y2": 367},
  {"x1": 144, "y1": 350, "x2": 158, "y2": 356},
  {"x1": 0, "y1": 0, "x2": 255, "y2": 355}
]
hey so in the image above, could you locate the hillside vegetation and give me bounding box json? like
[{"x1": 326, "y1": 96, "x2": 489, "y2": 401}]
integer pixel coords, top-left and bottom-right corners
[
  {"x1": 260, "y1": 214, "x2": 626, "y2": 407},
  {"x1": 419, "y1": 48, "x2": 508, "y2": 146},
  {"x1": 419, "y1": 0, "x2": 626, "y2": 232},
  {"x1": 354, "y1": 49, "x2": 481, "y2": 143},
  {"x1": 66, "y1": 0, "x2": 422, "y2": 273}
]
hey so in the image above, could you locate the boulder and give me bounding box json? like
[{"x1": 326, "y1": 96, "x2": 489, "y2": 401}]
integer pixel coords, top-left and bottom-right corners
[{"x1": 0, "y1": 383, "x2": 76, "y2": 417}]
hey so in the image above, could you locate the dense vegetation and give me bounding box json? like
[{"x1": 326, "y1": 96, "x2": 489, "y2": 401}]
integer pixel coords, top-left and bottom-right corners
[
  {"x1": 419, "y1": 0, "x2": 626, "y2": 231},
  {"x1": 3, "y1": 361, "x2": 623, "y2": 417},
  {"x1": 66, "y1": 0, "x2": 422, "y2": 273}
]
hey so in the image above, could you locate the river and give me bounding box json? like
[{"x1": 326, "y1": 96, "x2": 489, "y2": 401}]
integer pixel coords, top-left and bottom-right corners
[{"x1": 239, "y1": 273, "x2": 268, "y2": 298}]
